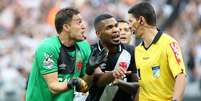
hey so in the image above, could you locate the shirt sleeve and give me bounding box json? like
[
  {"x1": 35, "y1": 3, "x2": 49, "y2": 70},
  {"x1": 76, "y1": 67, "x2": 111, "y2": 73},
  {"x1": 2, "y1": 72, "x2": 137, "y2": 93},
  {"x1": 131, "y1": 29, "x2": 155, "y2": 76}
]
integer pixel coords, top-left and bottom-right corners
[
  {"x1": 167, "y1": 42, "x2": 186, "y2": 78},
  {"x1": 35, "y1": 45, "x2": 58, "y2": 75}
]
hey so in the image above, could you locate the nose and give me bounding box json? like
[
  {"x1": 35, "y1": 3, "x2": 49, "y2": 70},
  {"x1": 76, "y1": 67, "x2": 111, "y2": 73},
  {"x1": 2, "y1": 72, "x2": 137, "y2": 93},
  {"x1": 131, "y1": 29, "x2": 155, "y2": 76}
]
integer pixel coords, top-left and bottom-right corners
[
  {"x1": 113, "y1": 26, "x2": 119, "y2": 33},
  {"x1": 81, "y1": 21, "x2": 87, "y2": 30}
]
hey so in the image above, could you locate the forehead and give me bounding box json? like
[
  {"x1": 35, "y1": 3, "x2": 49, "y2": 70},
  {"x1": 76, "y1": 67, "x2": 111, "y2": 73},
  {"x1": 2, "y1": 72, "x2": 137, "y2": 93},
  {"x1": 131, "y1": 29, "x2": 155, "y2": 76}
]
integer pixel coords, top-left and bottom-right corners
[
  {"x1": 118, "y1": 22, "x2": 129, "y2": 27},
  {"x1": 72, "y1": 14, "x2": 82, "y2": 20},
  {"x1": 128, "y1": 14, "x2": 136, "y2": 20},
  {"x1": 100, "y1": 18, "x2": 117, "y2": 26}
]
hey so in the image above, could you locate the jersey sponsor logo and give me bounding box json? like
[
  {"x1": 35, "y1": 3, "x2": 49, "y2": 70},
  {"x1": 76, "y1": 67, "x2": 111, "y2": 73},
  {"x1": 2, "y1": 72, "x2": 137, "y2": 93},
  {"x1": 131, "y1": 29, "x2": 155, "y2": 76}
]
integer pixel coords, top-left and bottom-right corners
[
  {"x1": 152, "y1": 66, "x2": 160, "y2": 78},
  {"x1": 169, "y1": 42, "x2": 181, "y2": 64},
  {"x1": 76, "y1": 61, "x2": 83, "y2": 70},
  {"x1": 143, "y1": 57, "x2": 150, "y2": 60},
  {"x1": 43, "y1": 53, "x2": 54, "y2": 69}
]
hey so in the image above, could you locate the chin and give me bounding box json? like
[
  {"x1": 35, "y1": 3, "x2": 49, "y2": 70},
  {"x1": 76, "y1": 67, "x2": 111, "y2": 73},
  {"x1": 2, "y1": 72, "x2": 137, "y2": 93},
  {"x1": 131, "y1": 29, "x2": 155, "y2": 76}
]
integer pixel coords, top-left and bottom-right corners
[
  {"x1": 112, "y1": 41, "x2": 120, "y2": 45},
  {"x1": 76, "y1": 38, "x2": 84, "y2": 42}
]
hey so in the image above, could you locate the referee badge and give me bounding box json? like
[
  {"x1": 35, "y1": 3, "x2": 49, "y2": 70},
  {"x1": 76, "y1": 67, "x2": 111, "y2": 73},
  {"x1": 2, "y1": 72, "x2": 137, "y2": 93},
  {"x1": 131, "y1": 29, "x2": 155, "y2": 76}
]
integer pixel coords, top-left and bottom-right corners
[{"x1": 152, "y1": 66, "x2": 160, "y2": 78}]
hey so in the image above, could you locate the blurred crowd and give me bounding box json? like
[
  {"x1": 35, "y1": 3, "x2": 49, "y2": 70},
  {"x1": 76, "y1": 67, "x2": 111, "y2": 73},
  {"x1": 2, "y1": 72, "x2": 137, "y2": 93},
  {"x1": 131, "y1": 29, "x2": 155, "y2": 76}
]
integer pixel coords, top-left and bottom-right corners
[{"x1": 0, "y1": 0, "x2": 201, "y2": 101}]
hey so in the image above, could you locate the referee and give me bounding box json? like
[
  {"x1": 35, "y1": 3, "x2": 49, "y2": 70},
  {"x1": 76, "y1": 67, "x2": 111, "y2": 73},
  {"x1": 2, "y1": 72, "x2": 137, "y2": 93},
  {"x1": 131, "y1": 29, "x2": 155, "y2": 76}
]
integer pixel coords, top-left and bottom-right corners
[{"x1": 128, "y1": 2, "x2": 187, "y2": 101}]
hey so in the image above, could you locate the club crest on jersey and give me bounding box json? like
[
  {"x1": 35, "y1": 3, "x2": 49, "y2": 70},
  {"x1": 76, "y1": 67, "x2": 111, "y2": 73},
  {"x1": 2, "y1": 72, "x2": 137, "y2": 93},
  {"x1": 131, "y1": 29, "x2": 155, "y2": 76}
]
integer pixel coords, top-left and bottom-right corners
[
  {"x1": 152, "y1": 66, "x2": 160, "y2": 78},
  {"x1": 119, "y1": 62, "x2": 128, "y2": 70},
  {"x1": 43, "y1": 53, "x2": 54, "y2": 69},
  {"x1": 169, "y1": 42, "x2": 181, "y2": 64},
  {"x1": 76, "y1": 61, "x2": 83, "y2": 70}
]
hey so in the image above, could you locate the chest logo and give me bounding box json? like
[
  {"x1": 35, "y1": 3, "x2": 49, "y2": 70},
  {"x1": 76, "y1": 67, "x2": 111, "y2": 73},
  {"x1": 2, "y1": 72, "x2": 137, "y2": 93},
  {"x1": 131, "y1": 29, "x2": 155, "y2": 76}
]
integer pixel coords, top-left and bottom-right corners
[
  {"x1": 143, "y1": 57, "x2": 150, "y2": 60},
  {"x1": 76, "y1": 61, "x2": 83, "y2": 70},
  {"x1": 119, "y1": 62, "x2": 128, "y2": 70}
]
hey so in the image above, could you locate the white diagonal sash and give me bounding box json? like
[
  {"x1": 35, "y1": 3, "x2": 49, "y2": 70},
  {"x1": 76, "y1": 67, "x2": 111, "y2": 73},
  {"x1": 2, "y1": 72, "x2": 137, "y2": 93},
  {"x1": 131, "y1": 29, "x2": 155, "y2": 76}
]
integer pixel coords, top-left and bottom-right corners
[{"x1": 99, "y1": 49, "x2": 131, "y2": 101}]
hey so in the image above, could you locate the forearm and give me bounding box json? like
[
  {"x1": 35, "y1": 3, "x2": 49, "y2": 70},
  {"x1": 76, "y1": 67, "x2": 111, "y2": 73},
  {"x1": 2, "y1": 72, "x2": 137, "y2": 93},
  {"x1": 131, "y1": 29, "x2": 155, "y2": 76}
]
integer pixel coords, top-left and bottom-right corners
[
  {"x1": 48, "y1": 81, "x2": 68, "y2": 94},
  {"x1": 117, "y1": 80, "x2": 139, "y2": 94},
  {"x1": 172, "y1": 73, "x2": 187, "y2": 101},
  {"x1": 43, "y1": 72, "x2": 71, "y2": 95},
  {"x1": 94, "y1": 71, "x2": 115, "y2": 86}
]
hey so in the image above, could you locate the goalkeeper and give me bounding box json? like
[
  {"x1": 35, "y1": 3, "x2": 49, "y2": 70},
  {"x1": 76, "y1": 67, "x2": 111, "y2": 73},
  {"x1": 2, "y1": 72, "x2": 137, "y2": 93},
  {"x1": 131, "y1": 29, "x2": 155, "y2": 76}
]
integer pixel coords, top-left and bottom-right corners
[{"x1": 26, "y1": 7, "x2": 95, "y2": 101}]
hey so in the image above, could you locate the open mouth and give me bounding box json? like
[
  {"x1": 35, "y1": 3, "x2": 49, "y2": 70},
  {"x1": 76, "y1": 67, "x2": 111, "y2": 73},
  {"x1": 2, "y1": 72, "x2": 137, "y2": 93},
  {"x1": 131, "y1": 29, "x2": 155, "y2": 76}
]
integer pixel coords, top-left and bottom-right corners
[{"x1": 81, "y1": 31, "x2": 86, "y2": 39}]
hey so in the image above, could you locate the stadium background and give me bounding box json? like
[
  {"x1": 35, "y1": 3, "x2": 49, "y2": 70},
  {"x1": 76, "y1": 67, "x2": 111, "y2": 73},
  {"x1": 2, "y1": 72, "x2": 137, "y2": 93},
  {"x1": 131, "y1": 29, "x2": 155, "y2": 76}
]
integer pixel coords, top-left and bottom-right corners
[{"x1": 0, "y1": 0, "x2": 201, "y2": 101}]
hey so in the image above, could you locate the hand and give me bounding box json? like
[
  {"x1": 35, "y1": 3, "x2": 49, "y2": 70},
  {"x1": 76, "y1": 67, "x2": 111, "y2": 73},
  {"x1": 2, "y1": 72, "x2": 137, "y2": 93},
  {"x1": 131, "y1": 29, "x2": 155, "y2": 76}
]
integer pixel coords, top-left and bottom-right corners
[
  {"x1": 67, "y1": 78, "x2": 88, "y2": 93},
  {"x1": 112, "y1": 67, "x2": 131, "y2": 79},
  {"x1": 86, "y1": 48, "x2": 108, "y2": 75}
]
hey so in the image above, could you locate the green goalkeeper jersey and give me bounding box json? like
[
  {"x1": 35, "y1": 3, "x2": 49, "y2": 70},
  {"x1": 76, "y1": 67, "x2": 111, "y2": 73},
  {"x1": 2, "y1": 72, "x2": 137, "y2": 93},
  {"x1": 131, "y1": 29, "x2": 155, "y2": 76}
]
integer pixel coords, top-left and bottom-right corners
[{"x1": 26, "y1": 35, "x2": 91, "y2": 101}]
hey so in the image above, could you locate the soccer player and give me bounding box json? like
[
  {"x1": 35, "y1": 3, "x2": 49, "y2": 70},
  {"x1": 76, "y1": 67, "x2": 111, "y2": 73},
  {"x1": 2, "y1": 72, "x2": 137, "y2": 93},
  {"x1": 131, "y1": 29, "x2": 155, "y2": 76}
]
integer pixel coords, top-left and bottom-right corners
[
  {"x1": 26, "y1": 8, "x2": 93, "y2": 101},
  {"x1": 86, "y1": 14, "x2": 138, "y2": 101},
  {"x1": 128, "y1": 2, "x2": 187, "y2": 101},
  {"x1": 117, "y1": 19, "x2": 133, "y2": 45}
]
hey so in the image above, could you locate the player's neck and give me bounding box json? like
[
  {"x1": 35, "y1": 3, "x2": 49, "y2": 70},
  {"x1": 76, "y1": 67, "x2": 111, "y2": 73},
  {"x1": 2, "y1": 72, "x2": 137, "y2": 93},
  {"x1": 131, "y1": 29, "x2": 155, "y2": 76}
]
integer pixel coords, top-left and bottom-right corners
[
  {"x1": 143, "y1": 27, "x2": 158, "y2": 48},
  {"x1": 101, "y1": 41, "x2": 118, "y2": 54},
  {"x1": 59, "y1": 32, "x2": 75, "y2": 47}
]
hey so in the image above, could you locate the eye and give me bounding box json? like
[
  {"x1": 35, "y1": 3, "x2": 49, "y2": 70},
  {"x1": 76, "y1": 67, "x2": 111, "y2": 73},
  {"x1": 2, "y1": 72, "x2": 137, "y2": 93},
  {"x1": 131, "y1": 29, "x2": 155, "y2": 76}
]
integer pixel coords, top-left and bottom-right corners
[
  {"x1": 106, "y1": 25, "x2": 113, "y2": 30},
  {"x1": 115, "y1": 23, "x2": 118, "y2": 27},
  {"x1": 124, "y1": 28, "x2": 130, "y2": 32}
]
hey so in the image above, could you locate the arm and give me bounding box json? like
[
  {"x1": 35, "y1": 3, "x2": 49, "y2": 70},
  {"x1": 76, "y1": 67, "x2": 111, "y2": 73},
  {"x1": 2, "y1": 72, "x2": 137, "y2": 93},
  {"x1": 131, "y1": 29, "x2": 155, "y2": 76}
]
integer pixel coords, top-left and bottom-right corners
[
  {"x1": 43, "y1": 72, "x2": 68, "y2": 94},
  {"x1": 93, "y1": 67, "x2": 130, "y2": 87},
  {"x1": 93, "y1": 67, "x2": 115, "y2": 86},
  {"x1": 172, "y1": 73, "x2": 187, "y2": 101},
  {"x1": 114, "y1": 74, "x2": 139, "y2": 94},
  {"x1": 44, "y1": 72, "x2": 89, "y2": 94},
  {"x1": 134, "y1": 89, "x2": 139, "y2": 101}
]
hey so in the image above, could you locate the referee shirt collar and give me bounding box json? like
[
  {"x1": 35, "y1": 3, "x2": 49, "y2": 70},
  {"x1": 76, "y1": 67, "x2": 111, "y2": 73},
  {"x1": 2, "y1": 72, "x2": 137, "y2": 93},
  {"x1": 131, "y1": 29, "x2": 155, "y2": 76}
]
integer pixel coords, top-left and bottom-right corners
[{"x1": 142, "y1": 29, "x2": 163, "y2": 50}]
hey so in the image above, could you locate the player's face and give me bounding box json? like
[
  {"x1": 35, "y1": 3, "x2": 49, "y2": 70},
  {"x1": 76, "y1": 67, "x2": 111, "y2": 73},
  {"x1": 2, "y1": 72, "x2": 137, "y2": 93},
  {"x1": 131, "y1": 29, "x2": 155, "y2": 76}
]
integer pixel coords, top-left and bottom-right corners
[
  {"x1": 118, "y1": 22, "x2": 132, "y2": 44},
  {"x1": 128, "y1": 14, "x2": 142, "y2": 38},
  {"x1": 98, "y1": 18, "x2": 120, "y2": 45},
  {"x1": 69, "y1": 14, "x2": 87, "y2": 42}
]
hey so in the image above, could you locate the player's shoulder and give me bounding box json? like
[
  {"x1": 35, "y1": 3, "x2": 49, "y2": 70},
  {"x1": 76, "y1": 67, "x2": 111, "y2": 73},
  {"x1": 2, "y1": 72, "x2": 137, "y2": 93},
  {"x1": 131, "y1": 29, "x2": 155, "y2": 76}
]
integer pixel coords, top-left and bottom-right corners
[
  {"x1": 36, "y1": 35, "x2": 60, "y2": 52},
  {"x1": 76, "y1": 40, "x2": 91, "y2": 50},
  {"x1": 76, "y1": 40, "x2": 91, "y2": 56},
  {"x1": 161, "y1": 33, "x2": 178, "y2": 44},
  {"x1": 121, "y1": 43, "x2": 134, "y2": 53}
]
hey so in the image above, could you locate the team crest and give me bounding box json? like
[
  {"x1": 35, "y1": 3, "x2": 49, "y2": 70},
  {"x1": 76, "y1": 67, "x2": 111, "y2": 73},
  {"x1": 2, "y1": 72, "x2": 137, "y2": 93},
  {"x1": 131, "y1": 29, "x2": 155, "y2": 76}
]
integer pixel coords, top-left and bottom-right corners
[
  {"x1": 43, "y1": 53, "x2": 54, "y2": 69},
  {"x1": 119, "y1": 62, "x2": 128, "y2": 70},
  {"x1": 76, "y1": 61, "x2": 83, "y2": 70},
  {"x1": 152, "y1": 66, "x2": 160, "y2": 78}
]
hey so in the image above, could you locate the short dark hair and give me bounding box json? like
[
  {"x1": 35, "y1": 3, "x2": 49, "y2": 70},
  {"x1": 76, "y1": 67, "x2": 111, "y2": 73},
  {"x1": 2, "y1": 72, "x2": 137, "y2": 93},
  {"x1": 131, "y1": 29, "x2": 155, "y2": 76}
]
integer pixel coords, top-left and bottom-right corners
[
  {"x1": 55, "y1": 7, "x2": 80, "y2": 34},
  {"x1": 128, "y1": 2, "x2": 156, "y2": 26},
  {"x1": 94, "y1": 14, "x2": 113, "y2": 30}
]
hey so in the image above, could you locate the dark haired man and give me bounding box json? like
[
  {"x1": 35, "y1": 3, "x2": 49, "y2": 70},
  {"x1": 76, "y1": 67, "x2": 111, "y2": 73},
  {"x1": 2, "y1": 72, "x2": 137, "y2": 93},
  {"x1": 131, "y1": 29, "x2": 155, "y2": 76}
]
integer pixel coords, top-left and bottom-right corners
[
  {"x1": 86, "y1": 14, "x2": 138, "y2": 101},
  {"x1": 128, "y1": 2, "x2": 187, "y2": 101},
  {"x1": 26, "y1": 8, "x2": 94, "y2": 101},
  {"x1": 117, "y1": 19, "x2": 133, "y2": 45}
]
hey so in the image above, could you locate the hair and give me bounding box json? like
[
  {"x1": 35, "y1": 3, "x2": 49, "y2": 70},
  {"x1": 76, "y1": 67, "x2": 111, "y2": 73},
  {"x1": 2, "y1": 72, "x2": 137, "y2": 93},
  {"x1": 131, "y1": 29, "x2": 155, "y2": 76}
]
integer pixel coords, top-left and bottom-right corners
[
  {"x1": 117, "y1": 19, "x2": 129, "y2": 24},
  {"x1": 94, "y1": 14, "x2": 113, "y2": 30},
  {"x1": 128, "y1": 2, "x2": 156, "y2": 26},
  {"x1": 55, "y1": 7, "x2": 80, "y2": 34}
]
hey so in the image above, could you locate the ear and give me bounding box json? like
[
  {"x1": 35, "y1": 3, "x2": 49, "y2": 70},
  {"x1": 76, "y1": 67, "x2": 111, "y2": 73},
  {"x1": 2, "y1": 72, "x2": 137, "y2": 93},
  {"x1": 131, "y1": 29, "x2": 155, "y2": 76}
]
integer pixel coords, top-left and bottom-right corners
[
  {"x1": 96, "y1": 31, "x2": 101, "y2": 37},
  {"x1": 63, "y1": 24, "x2": 70, "y2": 32},
  {"x1": 139, "y1": 16, "x2": 145, "y2": 25}
]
